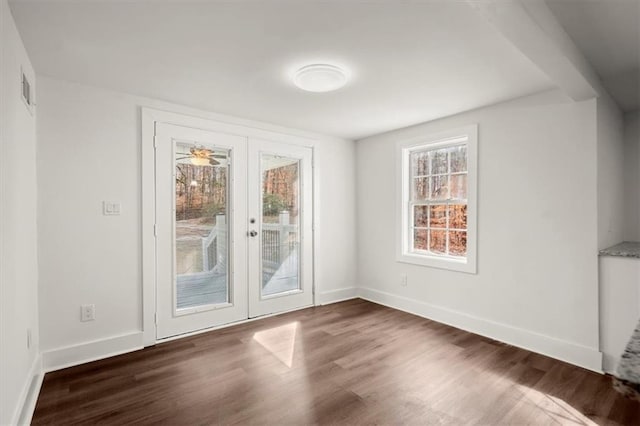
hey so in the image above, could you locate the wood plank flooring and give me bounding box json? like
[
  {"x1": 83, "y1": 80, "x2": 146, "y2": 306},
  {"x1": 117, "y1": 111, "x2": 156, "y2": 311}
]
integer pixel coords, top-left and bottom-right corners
[{"x1": 32, "y1": 299, "x2": 640, "y2": 425}]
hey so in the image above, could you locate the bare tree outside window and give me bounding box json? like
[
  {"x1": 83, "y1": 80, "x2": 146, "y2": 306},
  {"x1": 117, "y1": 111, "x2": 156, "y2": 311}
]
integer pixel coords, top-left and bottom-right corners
[{"x1": 410, "y1": 144, "x2": 468, "y2": 257}]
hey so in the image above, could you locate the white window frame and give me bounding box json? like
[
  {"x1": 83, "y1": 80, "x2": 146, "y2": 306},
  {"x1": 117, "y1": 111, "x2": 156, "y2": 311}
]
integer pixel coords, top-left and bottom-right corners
[{"x1": 396, "y1": 124, "x2": 478, "y2": 273}]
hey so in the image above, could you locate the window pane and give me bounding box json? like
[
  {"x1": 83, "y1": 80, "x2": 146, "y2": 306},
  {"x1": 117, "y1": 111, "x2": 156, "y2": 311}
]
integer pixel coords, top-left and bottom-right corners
[
  {"x1": 413, "y1": 177, "x2": 429, "y2": 201},
  {"x1": 449, "y1": 204, "x2": 467, "y2": 229},
  {"x1": 414, "y1": 205, "x2": 428, "y2": 227},
  {"x1": 261, "y1": 154, "x2": 301, "y2": 297},
  {"x1": 429, "y1": 230, "x2": 446, "y2": 254},
  {"x1": 430, "y1": 149, "x2": 448, "y2": 174},
  {"x1": 414, "y1": 228, "x2": 428, "y2": 251},
  {"x1": 450, "y1": 174, "x2": 467, "y2": 200},
  {"x1": 411, "y1": 151, "x2": 429, "y2": 176},
  {"x1": 450, "y1": 145, "x2": 467, "y2": 173},
  {"x1": 430, "y1": 175, "x2": 448, "y2": 200},
  {"x1": 449, "y1": 231, "x2": 467, "y2": 256},
  {"x1": 430, "y1": 204, "x2": 447, "y2": 228},
  {"x1": 175, "y1": 143, "x2": 229, "y2": 309}
]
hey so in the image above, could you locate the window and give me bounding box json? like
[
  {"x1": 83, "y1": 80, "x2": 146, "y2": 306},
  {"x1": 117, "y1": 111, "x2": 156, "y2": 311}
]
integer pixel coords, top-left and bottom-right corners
[{"x1": 397, "y1": 125, "x2": 477, "y2": 273}]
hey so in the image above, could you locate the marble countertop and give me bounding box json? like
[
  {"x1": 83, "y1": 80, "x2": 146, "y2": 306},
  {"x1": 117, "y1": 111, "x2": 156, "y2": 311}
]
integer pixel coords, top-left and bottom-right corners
[{"x1": 599, "y1": 242, "x2": 640, "y2": 259}]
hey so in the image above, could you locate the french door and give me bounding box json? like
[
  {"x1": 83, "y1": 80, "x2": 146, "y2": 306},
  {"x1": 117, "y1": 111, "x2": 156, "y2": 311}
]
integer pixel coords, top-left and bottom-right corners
[
  {"x1": 247, "y1": 139, "x2": 313, "y2": 318},
  {"x1": 154, "y1": 123, "x2": 313, "y2": 339}
]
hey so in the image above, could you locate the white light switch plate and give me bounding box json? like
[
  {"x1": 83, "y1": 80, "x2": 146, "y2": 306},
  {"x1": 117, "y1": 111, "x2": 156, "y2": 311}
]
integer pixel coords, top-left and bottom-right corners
[{"x1": 103, "y1": 201, "x2": 121, "y2": 215}]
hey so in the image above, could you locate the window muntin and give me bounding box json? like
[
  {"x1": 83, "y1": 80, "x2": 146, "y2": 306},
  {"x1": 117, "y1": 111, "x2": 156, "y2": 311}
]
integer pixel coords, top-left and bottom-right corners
[
  {"x1": 409, "y1": 143, "x2": 468, "y2": 258},
  {"x1": 397, "y1": 124, "x2": 477, "y2": 273}
]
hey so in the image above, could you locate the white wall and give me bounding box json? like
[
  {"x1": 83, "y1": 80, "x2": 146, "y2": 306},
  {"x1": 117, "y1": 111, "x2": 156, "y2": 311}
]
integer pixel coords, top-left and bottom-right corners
[
  {"x1": 623, "y1": 111, "x2": 640, "y2": 241},
  {"x1": 36, "y1": 76, "x2": 356, "y2": 362},
  {"x1": 0, "y1": 0, "x2": 40, "y2": 423},
  {"x1": 356, "y1": 90, "x2": 602, "y2": 371},
  {"x1": 596, "y1": 94, "x2": 625, "y2": 249}
]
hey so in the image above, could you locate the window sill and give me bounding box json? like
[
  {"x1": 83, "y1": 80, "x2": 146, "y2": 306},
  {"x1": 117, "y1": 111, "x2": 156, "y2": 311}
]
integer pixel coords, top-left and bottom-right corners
[{"x1": 397, "y1": 252, "x2": 477, "y2": 274}]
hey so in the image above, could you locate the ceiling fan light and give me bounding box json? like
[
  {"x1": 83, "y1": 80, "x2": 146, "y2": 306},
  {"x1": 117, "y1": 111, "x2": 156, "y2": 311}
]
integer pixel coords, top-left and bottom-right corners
[
  {"x1": 293, "y1": 64, "x2": 348, "y2": 93},
  {"x1": 190, "y1": 157, "x2": 210, "y2": 166}
]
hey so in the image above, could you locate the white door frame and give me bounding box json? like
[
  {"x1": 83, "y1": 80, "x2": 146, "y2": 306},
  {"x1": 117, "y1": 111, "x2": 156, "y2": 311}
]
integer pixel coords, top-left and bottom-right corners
[{"x1": 141, "y1": 107, "x2": 317, "y2": 347}]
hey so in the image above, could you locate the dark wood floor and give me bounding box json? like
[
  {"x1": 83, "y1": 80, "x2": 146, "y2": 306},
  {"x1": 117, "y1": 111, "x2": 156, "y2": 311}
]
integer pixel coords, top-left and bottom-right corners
[{"x1": 33, "y1": 299, "x2": 640, "y2": 425}]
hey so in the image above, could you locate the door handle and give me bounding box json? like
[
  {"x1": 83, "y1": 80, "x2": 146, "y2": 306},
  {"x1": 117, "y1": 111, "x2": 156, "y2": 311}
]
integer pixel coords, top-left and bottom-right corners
[{"x1": 249, "y1": 230, "x2": 258, "y2": 237}]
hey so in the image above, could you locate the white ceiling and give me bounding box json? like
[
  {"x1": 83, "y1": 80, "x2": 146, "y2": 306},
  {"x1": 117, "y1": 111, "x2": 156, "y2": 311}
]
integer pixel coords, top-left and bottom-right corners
[
  {"x1": 9, "y1": 1, "x2": 558, "y2": 140},
  {"x1": 546, "y1": 0, "x2": 640, "y2": 112}
]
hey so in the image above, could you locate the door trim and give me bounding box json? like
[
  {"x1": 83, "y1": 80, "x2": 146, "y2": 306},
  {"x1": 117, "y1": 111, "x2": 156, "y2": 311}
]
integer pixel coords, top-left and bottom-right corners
[{"x1": 141, "y1": 107, "x2": 318, "y2": 347}]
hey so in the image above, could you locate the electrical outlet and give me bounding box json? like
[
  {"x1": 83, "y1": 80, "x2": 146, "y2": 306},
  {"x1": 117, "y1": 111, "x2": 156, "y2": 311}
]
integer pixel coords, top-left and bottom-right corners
[
  {"x1": 27, "y1": 328, "x2": 32, "y2": 349},
  {"x1": 400, "y1": 274, "x2": 408, "y2": 287},
  {"x1": 81, "y1": 304, "x2": 95, "y2": 322}
]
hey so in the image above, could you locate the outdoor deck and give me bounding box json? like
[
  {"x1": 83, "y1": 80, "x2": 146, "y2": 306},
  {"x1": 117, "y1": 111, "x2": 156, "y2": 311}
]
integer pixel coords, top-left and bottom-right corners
[{"x1": 177, "y1": 250, "x2": 299, "y2": 309}]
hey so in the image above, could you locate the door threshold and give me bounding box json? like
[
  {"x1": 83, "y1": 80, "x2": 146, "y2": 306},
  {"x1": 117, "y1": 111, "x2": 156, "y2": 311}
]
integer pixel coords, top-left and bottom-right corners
[{"x1": 155, "y1": 303, "x2": 314, "y2": 345}]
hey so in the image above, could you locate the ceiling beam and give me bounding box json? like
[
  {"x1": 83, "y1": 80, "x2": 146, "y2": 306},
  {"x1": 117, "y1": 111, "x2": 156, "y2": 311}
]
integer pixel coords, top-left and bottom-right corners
[{"x1": 466, "y1": 0, "x2": 602, "y2": 102}]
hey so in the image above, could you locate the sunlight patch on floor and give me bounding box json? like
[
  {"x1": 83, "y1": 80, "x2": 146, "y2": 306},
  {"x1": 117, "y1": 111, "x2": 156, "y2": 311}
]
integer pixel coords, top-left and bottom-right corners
[
  {"x1": 253, "y1": 321, "x2": 299, "y2": 368},
  {"x1": 514, "y1": 384, "x2": 597, "y2": 425}
]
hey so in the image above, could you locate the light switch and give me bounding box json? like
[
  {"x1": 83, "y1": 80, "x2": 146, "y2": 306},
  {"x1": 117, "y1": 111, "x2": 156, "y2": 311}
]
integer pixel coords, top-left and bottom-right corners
[{"x1": 103, "y1": 201, "x2": 121, "y2": 216}]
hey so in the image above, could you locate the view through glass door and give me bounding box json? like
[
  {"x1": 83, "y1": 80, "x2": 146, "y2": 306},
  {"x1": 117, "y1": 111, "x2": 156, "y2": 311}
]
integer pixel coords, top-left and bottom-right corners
[{"x1": 155, "y1": 124, "x2": 313, "y2": 339}]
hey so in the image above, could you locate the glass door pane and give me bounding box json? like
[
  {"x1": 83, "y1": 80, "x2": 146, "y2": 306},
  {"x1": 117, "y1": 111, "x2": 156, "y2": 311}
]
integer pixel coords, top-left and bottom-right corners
[
  {"x1": 175, "y1": 142, "x2": 230, "y2": 310},
  {"x1": 260, "y1": 154, "x2": 300, "y2": 297}
]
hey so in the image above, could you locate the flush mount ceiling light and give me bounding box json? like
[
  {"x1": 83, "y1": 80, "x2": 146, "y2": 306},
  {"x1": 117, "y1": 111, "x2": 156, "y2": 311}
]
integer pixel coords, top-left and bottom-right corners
[{"x1": 293, "y1": 64, "x2": 349, "y2": 93}]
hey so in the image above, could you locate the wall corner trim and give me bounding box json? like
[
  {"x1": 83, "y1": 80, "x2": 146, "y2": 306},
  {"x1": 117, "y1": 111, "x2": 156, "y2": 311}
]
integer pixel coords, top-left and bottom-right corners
[
  {"x1": 13, "y1": 354, "x2": 43, "y2": 426},
  {"x1": 358, "y1": 287, "x2": 603, "y2": 373},
  {"x1": 42, "y1": 332, "x2": 144, "y2": 373}
]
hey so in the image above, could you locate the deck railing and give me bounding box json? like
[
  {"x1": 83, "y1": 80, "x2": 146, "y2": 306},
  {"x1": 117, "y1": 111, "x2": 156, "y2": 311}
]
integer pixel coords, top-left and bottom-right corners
[
  {"x1": 177, "y1": 212, "x2": 297, "y2": 309},
  {"x1": 198, "y1": 211, "x2": 297, "y2": 274},
  {"x1": 201, "y1": 214, "x2": 225, "y2": 272}
]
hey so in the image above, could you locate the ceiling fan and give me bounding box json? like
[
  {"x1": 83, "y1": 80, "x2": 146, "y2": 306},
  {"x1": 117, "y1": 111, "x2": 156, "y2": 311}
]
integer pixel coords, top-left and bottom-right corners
[{"x1": 176, "y1": 146, "x2": 227, "y2": 166}]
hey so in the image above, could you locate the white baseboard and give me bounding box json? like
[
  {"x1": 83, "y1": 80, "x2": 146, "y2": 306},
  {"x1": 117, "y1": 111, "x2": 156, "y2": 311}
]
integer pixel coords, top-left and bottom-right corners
[
  {"x1": 358, "y1": 287, "x2": 603, "y2": 373},
  {"x1": 317, "y1": 286, "x2": 358, "y2": 305},
  {"x1": 12, "y1": 353, "x2": 43, "y2": 426},
  {"x1": 602, "y1": 353, "x2": 618, "y2": 375},
  {"x1": 42, "y1": 332, "x2": 144, "y2": 373}
]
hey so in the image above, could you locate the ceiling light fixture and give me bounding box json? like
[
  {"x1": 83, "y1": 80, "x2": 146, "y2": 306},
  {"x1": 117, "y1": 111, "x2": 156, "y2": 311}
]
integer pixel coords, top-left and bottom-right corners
[{"x1": 293, "y1": 64, "x2": 349, "y2": 93}]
